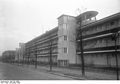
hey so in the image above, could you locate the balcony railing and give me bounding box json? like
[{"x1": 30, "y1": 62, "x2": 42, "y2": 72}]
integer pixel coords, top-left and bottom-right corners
[{"x1": 82, "y1": 25, "x2": 120, "y2": 39}]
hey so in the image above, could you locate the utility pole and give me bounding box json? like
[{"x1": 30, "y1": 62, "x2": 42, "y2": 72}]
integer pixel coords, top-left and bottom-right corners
[
  {"x1": 79, "y1": 16, "x2": 85, "y2": 76},
  {"x1": 49, "y1": 40, "x2": 52, "y2": 71},
  {"x1": 112, "y1": 31, "x2": 119, "y2": 80}
]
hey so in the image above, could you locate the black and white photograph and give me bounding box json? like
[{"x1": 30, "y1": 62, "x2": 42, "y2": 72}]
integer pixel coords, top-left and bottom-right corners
[{"x1": 0, "y1": 0, "x2": 120, "y2": 83}]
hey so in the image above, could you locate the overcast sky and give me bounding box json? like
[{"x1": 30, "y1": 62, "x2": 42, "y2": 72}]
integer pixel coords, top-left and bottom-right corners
[{"x1": 0, "y1": 0, "x2": 120, "y2": 55}]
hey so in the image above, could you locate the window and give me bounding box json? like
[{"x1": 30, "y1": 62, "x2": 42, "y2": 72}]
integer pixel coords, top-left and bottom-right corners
[
  {"x1": 110, "y1": 21, "x2": 115, "y2": 26},
  {"x1": 64, "y1": 35, "x2": 67, "y2": 41},
  {"x1": 64, "y1": 16, "x2": 69, "y2": 23},
  {"x1": 106, "y1": 23, "x2": 110, "y2": 29},
  {"x1": 67, "y1": 16, "x2": 69, "y2": 21},
  {"x1": 64, "y1": 47, "x2": 67, "y2": 53},
  {"x1": 63, "y1": 24, "x2": 67, "y2": 29}
]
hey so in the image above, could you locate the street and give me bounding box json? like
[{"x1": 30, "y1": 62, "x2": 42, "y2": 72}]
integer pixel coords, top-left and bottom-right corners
[
  {"x1": 0, "y1": 62, "x2": 119, "y2": 80},
  {"x1": 0, "y1": 62, "x2": 73, "y2": 80}
]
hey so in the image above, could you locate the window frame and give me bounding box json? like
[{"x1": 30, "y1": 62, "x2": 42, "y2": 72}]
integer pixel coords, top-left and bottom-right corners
[
  {"x1": 64, "y1": 35, "x2": 67, "y2": 41},
  {"x1": 63, "y1": 47, "x2": 67, "y2": 53}
]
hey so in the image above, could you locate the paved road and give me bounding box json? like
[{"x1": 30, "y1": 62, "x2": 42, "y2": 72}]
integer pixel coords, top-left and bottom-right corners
[
  {"x1": 25, "y1": 64, "x2": 119, "y2": 80},
  {"x1": 0, "y1": 62, "x2": 73, "y2": 80}
]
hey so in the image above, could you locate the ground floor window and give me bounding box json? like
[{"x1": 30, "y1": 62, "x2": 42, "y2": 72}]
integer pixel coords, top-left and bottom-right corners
[{"x1": 58, "y1": 60, "x2": 69, "y2": 66}]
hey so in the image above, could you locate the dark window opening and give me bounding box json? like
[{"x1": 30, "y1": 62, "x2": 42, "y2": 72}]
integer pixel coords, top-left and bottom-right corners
[
  {"x1": 64, "y1": 35, "x2": 67, "y2": 41},
  {"x1": 64, "y1": 47, "x2": 67, "y2": 53}
]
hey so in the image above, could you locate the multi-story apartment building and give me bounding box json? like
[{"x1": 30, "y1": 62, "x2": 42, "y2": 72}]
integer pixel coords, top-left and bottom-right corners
[
  {"x1": 25, "y1": 11, "x2": 120, "y2": 67},
  {"x1": 76, "y1": 11, "x2": 120, "y2": 67},
  {"x1": 25, "y1": 15, "x2": 76, "y2": 66},
  {"x1": 25, "y1": 27, "x2": 58, "y2": 64}
]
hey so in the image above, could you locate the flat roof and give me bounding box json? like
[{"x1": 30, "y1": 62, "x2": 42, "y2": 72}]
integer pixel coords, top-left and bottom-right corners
[
  {"x1": 82, "y1": 12, "x2": 120, "y2": 29},
  {"x1": 26, "y1": 27, "x2": 58, "y2": 44},
  {"x1": 57, "y1": 14, "x2": 75, "y2": 19},
  {"x1": 76, "y1": 11, "x2": 98, "y2": 20}
]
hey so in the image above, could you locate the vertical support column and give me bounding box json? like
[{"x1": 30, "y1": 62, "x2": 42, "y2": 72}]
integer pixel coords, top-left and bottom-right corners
[
  {"x1": 114, "y1": 32, "x2": 119, "y2": 80},
  {"x1": 112, "y1": 32, "x2": 119, "y2": 80}
]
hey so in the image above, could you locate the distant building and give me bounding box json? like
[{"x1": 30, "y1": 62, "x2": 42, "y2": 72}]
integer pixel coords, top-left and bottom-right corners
[
  {"x1": 24, "y1": 11, "x2": 120, "y2": 67},
  {"x1": 19, "y1": 43, "x2": 25, "y2": 61},
  {"x1": 15, "y1": 43, "x2": 25, "y2": 62},
  {"x1": 15, "y1": 48, "x2": 19, "y2": 61},
  {"x1": 0, "y1": 56, "x2": 2, "y2": 61},
  {"x1": 2, "y1": 50, "x2": 16, "y2": 62}
]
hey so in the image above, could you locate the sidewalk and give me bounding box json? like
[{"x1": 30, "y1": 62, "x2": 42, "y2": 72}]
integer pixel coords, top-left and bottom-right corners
[{"x1": 18, "y1": 64, "x2": 119, "y2": 80}]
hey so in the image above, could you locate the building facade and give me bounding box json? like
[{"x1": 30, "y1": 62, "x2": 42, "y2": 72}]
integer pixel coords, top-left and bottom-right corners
[
  {"x1": 76, "y1": 11, "x2": 120, "y2": 67},
  {"x1": 25, "y1": 27, "x2": 58, "y2": 64},
  {"x1": 15, "y1": 43, "x2": 25, "y2": 62},
  {"x1": 2, "y1": 50, "x2": 16, "y2": 63},
  {"x1": 57, "y1": 15, "x2": 76, "y2": 66},
  {"x1": 25, "y1": 15, "x2": 77, "y2": 66},
  {"x1": 24, "y1": 11, "x2": 120, "y2": 67}
]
